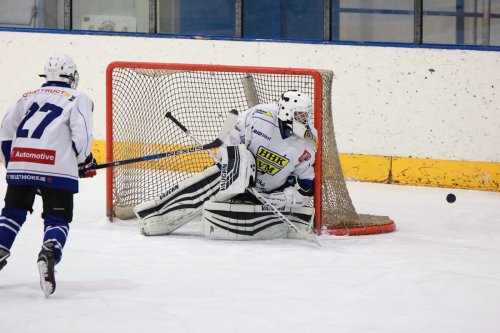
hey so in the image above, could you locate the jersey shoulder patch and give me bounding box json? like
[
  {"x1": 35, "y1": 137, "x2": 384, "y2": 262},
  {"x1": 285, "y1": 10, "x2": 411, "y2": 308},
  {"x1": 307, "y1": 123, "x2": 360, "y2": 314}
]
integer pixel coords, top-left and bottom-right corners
[
  {"x1": 250, "y1": 104, "x2": 278, "y2": 120},
  {"x1": 252, "y1": 108, "x2": 274, "y2": 119},
  {"x1": 298, "y1": 149, "x2": 312, "y2": 163}
]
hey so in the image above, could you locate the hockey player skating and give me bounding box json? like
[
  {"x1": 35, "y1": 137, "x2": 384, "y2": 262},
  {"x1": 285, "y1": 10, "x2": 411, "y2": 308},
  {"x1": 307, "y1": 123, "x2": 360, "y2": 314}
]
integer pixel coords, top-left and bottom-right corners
[
  {"x1": 0, "y1": 54, "x2": 96, "y2": 297},
  {"x1": 135, "y1": 90, "x2": 317, "y2": 240}
]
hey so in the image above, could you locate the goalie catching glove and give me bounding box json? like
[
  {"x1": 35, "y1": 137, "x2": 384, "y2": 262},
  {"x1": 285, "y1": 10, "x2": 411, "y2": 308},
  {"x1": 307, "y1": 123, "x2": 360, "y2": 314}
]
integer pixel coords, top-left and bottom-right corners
[
  {"x1": 260, "y1": 186, "x2": 312, "y2": 209},
  {"x1": 78, "y1": 153, "x2": 97, "y2": 178}
]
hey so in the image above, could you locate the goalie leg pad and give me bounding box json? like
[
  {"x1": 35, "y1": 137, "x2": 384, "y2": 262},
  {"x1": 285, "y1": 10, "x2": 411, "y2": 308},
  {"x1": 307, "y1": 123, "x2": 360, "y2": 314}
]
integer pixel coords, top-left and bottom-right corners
[
  {"x1": 202, "y1": 201, "x2": 315, "y2": 240},
  {"x1": 285, "y1": 207, "x2": 316, "y2": 239},
  {"x1": 134, "y1": 165, "x2": 220, "y2": 235}
]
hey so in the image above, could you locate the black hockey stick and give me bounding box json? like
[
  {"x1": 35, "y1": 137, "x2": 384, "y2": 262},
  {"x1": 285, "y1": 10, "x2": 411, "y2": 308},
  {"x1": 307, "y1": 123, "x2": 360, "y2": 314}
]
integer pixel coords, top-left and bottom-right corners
[
  {"x1": 167, "y1": 110, "x2": 321, "y2": 247},
  {"x1": 89, "y1": 139, "x2": 223, "y2": 170},
  {"x1": 87, "y1": 110, "x2": 238, "y2": 171}
]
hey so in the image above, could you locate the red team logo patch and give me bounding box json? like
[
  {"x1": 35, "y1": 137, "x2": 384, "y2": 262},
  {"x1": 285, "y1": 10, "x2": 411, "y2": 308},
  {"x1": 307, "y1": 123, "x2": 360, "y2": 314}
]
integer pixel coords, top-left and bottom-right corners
[
  {"x1": 298, "y1": 150, "x2": 311, "y2": 163},
  {"x1": 10, "y1": 147, "x2": 56, "y2": 165}
]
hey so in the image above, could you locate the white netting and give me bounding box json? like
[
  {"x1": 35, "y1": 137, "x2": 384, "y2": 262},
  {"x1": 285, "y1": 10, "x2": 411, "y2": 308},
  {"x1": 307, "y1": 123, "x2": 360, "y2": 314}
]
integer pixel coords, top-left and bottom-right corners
[{"x1": 107, "y1": 63, "x2": 394, "y2": 234}]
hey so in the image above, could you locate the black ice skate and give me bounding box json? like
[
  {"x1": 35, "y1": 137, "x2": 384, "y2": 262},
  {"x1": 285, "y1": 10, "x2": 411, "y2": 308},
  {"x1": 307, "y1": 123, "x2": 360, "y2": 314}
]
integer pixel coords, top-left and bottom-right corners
[
  {"x1": 37, "y1": 242, "x2": 57, "y2": 298},
  {"x1": 0, "y1": 248, "x2": 10, "y2": 271}
]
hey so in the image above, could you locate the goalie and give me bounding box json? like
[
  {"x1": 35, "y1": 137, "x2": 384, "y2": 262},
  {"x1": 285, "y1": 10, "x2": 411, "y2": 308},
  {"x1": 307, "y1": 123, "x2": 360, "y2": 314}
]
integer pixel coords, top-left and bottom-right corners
[{"x1": 134, "y1": 90, "x2": 317, "y2": 239}]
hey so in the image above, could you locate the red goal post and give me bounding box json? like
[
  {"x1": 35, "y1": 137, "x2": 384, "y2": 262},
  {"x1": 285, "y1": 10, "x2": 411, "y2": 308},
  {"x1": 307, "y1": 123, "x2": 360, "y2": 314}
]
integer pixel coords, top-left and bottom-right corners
[{"x1": 106, "y1": 61, "x2": 395, "y2": 235}]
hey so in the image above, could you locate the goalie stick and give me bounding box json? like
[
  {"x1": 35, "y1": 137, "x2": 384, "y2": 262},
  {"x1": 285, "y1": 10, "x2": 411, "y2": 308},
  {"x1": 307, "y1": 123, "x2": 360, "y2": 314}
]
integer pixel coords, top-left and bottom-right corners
[
  {"x1": 165, "y1": 109, "x2": 238, "y2": 162},
  {"x1": 166, "y1": 111, "x2": 321, "y2": 247}
]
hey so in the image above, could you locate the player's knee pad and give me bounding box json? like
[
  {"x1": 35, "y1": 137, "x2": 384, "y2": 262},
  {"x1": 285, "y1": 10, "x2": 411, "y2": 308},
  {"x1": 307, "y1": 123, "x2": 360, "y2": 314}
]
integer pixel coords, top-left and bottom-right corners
[
  {"x1": 134, "y1": 165, "x2": 221, "y2": 236},
  {"x1": 0, "y1": 207, "x2": 28, "y2": 249},
  {"x1": 219, "y1": 144, "x2": 256, "y2": 195},
  {"x1": 202, "y1": 201, "x2": 315, "y2": 240},
  {"x1": 1, "y1": 207, "x2": 27, "y2": 224}
]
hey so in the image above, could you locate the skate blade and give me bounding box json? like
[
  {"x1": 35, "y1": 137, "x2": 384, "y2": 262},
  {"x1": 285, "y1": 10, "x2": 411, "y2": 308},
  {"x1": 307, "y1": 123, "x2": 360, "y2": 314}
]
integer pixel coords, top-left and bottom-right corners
[{"x1": 38, "y1": 261, "x2": 54, "y2": 298}]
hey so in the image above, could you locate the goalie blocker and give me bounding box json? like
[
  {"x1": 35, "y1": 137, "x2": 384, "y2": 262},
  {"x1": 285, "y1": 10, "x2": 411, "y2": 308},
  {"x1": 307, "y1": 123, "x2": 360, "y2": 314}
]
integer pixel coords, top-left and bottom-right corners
[{"x1": 202, "y1": 201, "x2": 315, "y2": 240}]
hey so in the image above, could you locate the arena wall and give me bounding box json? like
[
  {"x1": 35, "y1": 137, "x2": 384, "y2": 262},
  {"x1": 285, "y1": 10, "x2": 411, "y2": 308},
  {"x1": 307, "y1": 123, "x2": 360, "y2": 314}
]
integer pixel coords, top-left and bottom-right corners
[{"x1": 0, "y1": 31, "x2": 498, "y2": 191}]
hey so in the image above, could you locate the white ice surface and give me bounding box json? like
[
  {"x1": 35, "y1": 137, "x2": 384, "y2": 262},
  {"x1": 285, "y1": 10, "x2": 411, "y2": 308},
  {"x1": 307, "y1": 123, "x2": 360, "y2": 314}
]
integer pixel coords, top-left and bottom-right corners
[{"x1": 1, "y1": 169, "x2": 499, "y2": 333}]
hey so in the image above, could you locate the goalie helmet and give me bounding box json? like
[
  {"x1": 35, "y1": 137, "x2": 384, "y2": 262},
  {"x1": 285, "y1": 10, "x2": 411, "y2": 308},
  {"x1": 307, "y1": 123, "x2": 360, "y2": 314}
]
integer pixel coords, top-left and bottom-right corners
[
  {"x1": 277, "y1": 90, "x2": 313, "y2": 139},
  {"x1": 39, "y1": 54, "x2": 79, "y2": 89}
]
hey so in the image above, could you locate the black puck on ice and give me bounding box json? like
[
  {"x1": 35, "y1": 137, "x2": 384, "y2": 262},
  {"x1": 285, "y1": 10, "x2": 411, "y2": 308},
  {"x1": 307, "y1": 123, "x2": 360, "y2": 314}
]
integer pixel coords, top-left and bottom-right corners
[{"x1": 446, "y1": 193, "x2": 456, "y2": 203}]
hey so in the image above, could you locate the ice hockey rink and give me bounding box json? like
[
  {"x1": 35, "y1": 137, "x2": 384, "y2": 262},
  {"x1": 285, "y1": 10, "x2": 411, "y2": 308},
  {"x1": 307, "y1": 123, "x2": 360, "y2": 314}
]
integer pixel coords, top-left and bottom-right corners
[{"x1": 1, "y1": 169, "x2": 499, "y2": 333}]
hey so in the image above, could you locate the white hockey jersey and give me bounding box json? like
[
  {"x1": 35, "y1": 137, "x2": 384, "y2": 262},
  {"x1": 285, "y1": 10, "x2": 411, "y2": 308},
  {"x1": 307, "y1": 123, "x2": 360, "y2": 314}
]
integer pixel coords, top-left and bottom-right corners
[
  {"x1": 227, "y1": 103, "x2": 316, "y2": 192},
  {"x1": 0, "y1": 82, "x2": 94, "y2": 193}
]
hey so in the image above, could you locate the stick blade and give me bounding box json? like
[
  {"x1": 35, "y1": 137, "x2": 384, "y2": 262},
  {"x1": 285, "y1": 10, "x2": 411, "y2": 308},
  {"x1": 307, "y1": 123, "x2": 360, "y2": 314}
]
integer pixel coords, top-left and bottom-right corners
[{"x1": 300, "y1": 230, "x2": 322, "y2": 247}]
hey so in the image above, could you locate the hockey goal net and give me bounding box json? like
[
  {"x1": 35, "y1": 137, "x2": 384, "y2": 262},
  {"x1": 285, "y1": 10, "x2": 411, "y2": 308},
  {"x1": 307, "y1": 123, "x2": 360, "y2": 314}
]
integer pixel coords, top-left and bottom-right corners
[{"x1": 106, "y1": 61, "x2": 395, "y2": 235}]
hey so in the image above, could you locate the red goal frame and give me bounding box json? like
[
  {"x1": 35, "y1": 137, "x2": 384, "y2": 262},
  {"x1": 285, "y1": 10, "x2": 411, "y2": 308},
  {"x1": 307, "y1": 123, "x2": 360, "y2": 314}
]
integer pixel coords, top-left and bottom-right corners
[{"x1": 106, "y1": 62, "x2": 325, "y2": 232}]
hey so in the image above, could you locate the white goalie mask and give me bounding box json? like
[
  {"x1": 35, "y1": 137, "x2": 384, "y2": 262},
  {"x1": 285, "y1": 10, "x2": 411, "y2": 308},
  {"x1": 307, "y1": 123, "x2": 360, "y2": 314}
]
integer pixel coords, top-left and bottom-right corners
[
  {"x1": 277, "y1": 90, "x2": 313, "y2": 139},
  {"x1": 39, "y1": 54, "x2": 79, "y2": 89}
]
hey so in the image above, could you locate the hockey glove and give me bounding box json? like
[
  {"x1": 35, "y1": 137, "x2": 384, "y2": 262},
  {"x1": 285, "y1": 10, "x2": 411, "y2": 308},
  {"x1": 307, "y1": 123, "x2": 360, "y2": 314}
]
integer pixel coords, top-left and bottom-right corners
[
  {"x1": 78, "y1": 154, "x2": 97, "y2": 178},
  {"x1": 261, "y1": 186, "x2": 312, "y2": 209}
]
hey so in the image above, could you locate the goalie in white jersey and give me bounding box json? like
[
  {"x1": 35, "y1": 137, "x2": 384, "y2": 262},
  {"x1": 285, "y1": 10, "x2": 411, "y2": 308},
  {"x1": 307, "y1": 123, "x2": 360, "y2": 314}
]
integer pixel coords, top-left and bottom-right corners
[
  {"x1": 135, "y1": 90, "x2": 317, "y2": 240},
  {"x1": 225, "y1": 90, "x2": 316, "y2": 205},
  {"x1": 0, "y1": 54, "x2": 96, "y2": 297}
]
